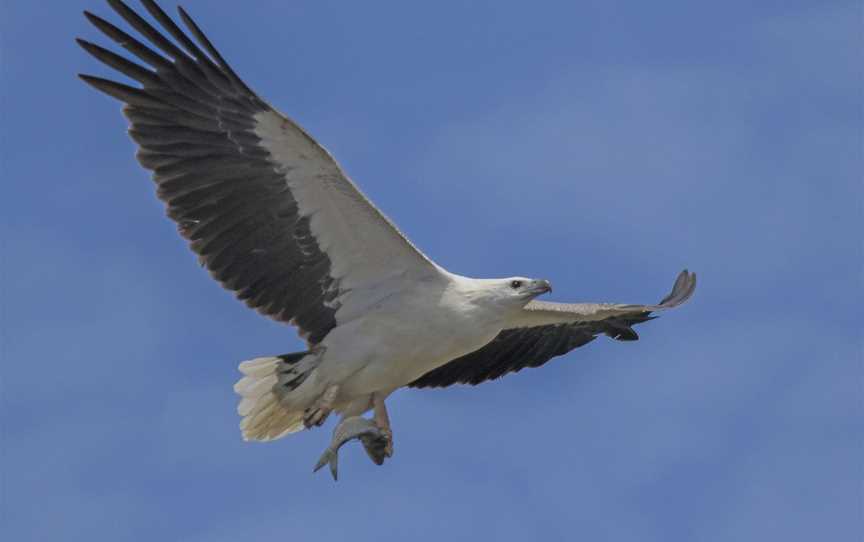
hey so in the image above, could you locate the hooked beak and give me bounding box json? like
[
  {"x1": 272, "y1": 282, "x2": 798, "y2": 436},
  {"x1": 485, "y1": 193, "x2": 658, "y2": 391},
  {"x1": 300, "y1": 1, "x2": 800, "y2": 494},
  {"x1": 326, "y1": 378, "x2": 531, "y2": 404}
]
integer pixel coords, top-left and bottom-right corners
[{"x1": 530, "y1": 279, "x2": 552, "y2": 296}]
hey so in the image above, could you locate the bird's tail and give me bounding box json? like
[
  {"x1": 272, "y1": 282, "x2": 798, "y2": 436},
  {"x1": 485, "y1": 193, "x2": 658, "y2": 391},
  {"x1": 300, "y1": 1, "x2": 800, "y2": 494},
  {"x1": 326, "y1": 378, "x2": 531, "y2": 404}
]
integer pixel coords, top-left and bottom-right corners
[{"x1": 234, "y1": 351, "x2": 318, "y2": 441}]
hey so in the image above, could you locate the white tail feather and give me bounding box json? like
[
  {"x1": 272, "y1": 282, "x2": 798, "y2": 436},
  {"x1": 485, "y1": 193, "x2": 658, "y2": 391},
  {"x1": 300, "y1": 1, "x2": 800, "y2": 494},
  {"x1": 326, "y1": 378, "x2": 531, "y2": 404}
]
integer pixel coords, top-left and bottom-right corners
[
  {"x1": 234, "y1": 353, "x2": 316, "y2": 442},
  {"x1": 237, "y1": 396, "x2": 258, "y2": 416},
  {"x1": 239, "y1": 362, "x2": 280, "y2": 378},
  {"x1": 234, "y1": 374, "x2": 278, "y2": 397}
]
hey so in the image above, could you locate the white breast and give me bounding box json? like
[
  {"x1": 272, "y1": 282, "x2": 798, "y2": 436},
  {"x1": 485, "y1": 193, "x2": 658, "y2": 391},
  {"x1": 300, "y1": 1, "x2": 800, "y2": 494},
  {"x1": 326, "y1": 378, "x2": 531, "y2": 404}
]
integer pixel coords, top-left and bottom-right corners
[{"x1": 317, "y1": 275, "x2": 506, "y2": 397}]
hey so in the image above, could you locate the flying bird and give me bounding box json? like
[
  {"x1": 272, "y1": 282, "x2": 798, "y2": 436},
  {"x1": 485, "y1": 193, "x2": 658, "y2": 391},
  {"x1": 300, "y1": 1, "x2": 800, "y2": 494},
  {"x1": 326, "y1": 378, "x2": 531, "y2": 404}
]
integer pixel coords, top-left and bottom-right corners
[{"x1": 78, "y1": 0, "x2": 696, "y2": 472}]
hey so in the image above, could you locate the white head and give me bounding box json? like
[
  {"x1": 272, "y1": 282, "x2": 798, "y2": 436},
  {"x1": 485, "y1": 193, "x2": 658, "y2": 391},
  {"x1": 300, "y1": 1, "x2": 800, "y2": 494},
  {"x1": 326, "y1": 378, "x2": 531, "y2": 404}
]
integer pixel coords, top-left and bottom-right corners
[{"x1": 458, "y1": 276, "x2": 553, "y2": 313}]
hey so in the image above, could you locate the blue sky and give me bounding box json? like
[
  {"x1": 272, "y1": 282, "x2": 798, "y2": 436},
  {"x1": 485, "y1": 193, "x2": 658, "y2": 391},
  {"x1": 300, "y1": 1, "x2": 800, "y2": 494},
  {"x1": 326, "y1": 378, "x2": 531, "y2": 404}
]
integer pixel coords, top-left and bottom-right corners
[{"x1": 1, "y1": 1, "x2": 860, "y2": 540}]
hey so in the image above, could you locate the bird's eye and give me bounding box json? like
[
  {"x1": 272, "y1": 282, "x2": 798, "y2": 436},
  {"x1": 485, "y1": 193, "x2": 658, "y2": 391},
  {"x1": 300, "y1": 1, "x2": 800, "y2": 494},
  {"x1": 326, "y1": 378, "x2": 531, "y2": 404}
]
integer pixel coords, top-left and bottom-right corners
[{"x1": 510, "y1": 280, "x2": 523, "y2": 289}]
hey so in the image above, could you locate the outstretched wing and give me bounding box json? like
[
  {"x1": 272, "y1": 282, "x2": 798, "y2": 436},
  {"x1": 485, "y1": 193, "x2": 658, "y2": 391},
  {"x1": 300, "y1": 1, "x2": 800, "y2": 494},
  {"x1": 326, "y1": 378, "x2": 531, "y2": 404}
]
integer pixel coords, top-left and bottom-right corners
[
  {"x1": 410, "y1": 270, "x2": 695, "y2": 388},
  {"x1": 78, "y1": 0, "x2": 440, "y2": 344}
]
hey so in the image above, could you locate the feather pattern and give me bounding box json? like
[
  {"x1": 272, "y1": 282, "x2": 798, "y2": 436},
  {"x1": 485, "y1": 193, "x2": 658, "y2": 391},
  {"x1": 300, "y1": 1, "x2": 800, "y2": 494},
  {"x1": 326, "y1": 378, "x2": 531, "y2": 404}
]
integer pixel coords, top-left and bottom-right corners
[{"x1": 78, "y1": 0, "x2": 439, "y2": 345}]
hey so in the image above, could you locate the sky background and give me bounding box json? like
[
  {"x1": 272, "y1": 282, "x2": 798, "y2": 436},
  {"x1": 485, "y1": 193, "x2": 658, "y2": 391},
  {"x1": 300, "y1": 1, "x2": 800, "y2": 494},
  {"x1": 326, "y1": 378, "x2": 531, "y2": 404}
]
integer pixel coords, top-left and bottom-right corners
[{"x1": 1, "y1": 0, "x2": 861, "y2": 540}]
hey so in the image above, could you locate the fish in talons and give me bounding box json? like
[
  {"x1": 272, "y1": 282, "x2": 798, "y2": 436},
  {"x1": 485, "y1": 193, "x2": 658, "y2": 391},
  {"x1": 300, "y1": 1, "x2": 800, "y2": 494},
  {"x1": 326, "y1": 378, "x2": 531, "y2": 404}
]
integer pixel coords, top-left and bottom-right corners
[{"x1": 313, "y1": 416, "x2": 390, "y2": 481}]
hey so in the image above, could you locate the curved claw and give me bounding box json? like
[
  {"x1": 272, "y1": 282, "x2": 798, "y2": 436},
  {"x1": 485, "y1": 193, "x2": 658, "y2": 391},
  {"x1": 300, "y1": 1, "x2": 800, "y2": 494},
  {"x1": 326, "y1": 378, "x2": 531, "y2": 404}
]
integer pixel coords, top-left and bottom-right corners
[{"x1": 359, "y1": 431, "x2": 389, "y2": 465}]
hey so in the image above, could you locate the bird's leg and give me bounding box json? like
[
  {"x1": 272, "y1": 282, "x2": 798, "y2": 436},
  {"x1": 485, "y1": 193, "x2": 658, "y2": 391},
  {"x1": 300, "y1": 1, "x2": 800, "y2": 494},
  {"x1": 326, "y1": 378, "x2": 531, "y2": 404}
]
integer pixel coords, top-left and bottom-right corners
[
  {"x1": 372, "y1": 392, "x2": 394, "y2": 457},
  {"x1": 304, "y1": 383, "x2": 340, "y2": 428}
]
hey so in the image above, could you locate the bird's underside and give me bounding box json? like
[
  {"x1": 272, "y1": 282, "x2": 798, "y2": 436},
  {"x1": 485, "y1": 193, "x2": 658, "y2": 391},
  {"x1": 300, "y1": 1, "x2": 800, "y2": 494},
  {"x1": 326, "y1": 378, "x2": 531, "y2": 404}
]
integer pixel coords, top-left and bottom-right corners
[{"x1": 78, "y1": 0, "x2": 697, "y2": 479}]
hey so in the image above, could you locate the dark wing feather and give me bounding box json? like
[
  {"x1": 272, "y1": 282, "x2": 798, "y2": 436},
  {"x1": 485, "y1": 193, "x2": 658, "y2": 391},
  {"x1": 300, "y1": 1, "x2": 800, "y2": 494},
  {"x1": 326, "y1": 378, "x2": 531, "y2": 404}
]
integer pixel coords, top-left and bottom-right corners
[
  {"x1": 78, "y1": 1, "x2": 340, "y2": 343},
  {"x1": 408, "y1": 314, "x2": 651, "y2": 388}
]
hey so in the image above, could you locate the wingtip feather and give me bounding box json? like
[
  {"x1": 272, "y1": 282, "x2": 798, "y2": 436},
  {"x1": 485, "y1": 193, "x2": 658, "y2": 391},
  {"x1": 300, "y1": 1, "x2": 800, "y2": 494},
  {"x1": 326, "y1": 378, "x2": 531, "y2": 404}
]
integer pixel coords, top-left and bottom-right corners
[{"x1": 657, "y1": 269, "x2": 697, "y2": 308}]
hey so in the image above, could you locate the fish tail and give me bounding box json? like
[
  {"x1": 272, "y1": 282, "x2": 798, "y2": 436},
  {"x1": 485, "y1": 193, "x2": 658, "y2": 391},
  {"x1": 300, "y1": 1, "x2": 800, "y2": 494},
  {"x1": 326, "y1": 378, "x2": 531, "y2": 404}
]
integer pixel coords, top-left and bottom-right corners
[{"x1": 313, "y1": 448, "x2": 339, "y2": 481}]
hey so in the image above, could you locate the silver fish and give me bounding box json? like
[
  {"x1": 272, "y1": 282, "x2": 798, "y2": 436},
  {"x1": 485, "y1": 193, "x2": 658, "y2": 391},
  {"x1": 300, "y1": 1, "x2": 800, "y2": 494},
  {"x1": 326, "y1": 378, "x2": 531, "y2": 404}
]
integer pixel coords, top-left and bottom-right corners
[{"x1": 313, "y1": 416, "x2": 388, "y2": 480}]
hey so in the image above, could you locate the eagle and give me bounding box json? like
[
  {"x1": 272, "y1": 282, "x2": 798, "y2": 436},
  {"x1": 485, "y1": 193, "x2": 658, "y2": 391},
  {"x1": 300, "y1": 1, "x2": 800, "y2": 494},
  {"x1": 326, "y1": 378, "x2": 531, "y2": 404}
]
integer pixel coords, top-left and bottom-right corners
[{"x1": 78, "y1": 0, "x2": 696, "y2": 469}]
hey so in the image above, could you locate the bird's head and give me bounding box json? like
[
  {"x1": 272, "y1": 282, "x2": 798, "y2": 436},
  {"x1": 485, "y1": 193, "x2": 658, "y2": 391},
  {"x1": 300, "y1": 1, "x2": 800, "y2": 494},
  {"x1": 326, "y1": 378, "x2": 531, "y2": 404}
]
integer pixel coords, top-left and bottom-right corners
[{"x1": 460, "y1": 276, "x2": 552, "y2": 312}]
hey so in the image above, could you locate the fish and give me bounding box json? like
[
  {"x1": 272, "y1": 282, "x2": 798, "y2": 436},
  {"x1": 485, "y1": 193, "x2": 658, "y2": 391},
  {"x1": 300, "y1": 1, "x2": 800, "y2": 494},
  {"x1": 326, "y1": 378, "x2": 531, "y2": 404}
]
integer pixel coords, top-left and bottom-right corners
[{"x1": 313, "y1": 416, "x2": 389, "y2": 480}]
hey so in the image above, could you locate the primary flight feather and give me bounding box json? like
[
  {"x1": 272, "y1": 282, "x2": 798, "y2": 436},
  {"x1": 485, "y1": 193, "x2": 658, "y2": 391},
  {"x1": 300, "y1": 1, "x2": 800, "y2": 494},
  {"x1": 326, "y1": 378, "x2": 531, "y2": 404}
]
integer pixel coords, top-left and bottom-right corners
[{"x1": 78, "y1": 0, "x2": 696, "y2": 475}]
